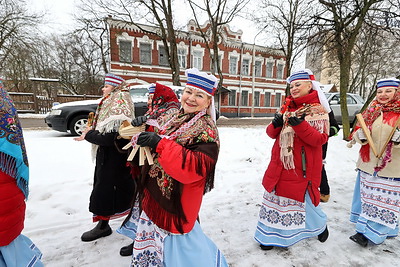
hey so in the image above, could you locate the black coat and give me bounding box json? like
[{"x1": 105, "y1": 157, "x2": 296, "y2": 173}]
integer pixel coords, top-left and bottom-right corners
[
  {"x1": 85, "y1": 130, "x2": 135, "y2": 216},
  {"x1": 322, "y1": 110, "x2": 340, "y2": 159}
]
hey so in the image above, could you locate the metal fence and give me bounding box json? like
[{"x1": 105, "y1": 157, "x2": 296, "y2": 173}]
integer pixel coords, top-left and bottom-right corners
[{"x1": 8, "y1": 92, "x2": 101, "y2": 114}]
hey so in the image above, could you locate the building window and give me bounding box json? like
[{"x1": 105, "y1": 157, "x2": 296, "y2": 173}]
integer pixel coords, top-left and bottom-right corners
[
  {"x1": 266, "y1": 62, "x2": 274, "y2": 78},
  {"x1": 254, "y1": 91, "x2": 260, "y2": 107},
  {"x1": 228, "y1": 90, "x2": 236, "y2": 106},
  {"x1": 275, "y1": 92, "x2": 282, "y2": 107},
  {"x1": 192, "y1": 51, "x2": 203, "y2": 70},
  {"x1": 140, "y1": 43, "x2": 151, "y2": 65},
  {"x1": 254, "y1": 61, "x2": 262, "y2": 77},
  {"x1": 119, "y1": 40, "x2": 132, "y2": 62},
  {"x1": 242, "y1": 59, "x2": 250, "y2": 76},
  {"x1": 178, "y1": 48, "x2": 186, "y2": 69},
  {"x1": 229, "y1": 56, "x2": 237, "y2": 74},
  {"x1": 159, "y1": 45, "x2": 169, "y2": 66},
  {"x1": 241, "y1": 91, "x2": 248, "y2": 106},
  {"x1": 264, "y1": 92, "x2": 271, "y2": 107},
  {"x1": 277, "y1": 64, "x2": 284, "y2": 79}
]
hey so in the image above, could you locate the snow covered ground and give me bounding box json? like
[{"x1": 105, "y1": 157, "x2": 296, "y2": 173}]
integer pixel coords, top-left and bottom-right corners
[{"x1": 22, "y1": 126, "x2": 399, "y2": 266}]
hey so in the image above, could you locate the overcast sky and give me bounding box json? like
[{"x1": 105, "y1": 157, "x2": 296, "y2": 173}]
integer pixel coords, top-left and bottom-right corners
[{"x1": 26, "y1": 0, "x2": 305, "y2": 69}]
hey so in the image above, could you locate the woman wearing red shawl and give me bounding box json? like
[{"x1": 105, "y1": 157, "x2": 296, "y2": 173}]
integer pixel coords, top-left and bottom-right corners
[
  {"x1": 117, "y1": 82, "x2": 180, "y2": 256},
  {"x1": 254, "y1": 69, "x2": 330, "y2": 250},
  {"x1": 118, "y1": 68, "x2": 227, "y2": 266},
  {"x1": 0, "y1": 79, "x2": 43, "y2": 266},
  {"x1": 349, "y1": 78, "x2": 400, "y2": 247}
]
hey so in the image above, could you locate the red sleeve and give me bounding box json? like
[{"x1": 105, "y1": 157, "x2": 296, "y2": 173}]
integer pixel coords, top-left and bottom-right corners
[
  {"x1": 266, "y1": 123, "x2": 281, "y2": 139},
  {"x1": 156, "y1": 138, "x2": 217, "y2": 184},
  {"x1": 292, "y1": 121, "x2": 328, "y2": 147}
]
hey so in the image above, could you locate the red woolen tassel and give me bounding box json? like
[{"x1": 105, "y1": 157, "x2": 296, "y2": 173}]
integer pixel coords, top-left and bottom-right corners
[{"x1": 360, "y1": 144, "x2": 371, "y2": 162}]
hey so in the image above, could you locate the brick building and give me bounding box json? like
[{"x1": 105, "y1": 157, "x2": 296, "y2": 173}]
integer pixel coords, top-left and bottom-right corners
[{"x1": 107, "y1": 18, "x2": 287, "y2": 117}]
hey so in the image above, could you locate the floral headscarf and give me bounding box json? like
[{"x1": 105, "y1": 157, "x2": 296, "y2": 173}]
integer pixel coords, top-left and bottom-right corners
[{"x1": 92, "y1": 82, "x2": 134, "y2": 134}]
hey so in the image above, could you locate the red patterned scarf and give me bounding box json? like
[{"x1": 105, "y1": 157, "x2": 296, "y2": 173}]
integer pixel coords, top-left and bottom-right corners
[
  {"x1": 279, "y1": 90, "x2": 329, "y2": 169},
  {"x1": 355, "y1": 92, "x2": 400, "y2": 163}
]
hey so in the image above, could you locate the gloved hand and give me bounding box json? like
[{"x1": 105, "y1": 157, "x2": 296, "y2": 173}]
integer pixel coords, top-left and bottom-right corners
[
  {"x1": 288, "y1": 114, "x2": 306, "y2": 127},
  {"x1": 137, "y1": 132, "x2": 162, "y2": 149},
  {"x1": 329, "y1": 126, "x2": 339, "y2": 137},
  {"x1": 271, "y1": 113, "x2": 284, "y2": 128},
  {"x1": 391, "y1": 128, "x2": 400, "y2": 143},
  {"x1": 131, "y1": 116, "x2": 147, "y2": 127},
  {"x1": 357, "y1": 129, "x2": 367, "y2": 141}
]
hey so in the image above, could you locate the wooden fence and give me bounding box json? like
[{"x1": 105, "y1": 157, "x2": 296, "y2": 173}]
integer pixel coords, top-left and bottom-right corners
[{"x1": 8, "y1": 92, "x2": 101, "y2": 114}]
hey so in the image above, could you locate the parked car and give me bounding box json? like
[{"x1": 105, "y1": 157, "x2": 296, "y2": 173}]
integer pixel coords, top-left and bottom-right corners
[{"x1": 324, "y1": 92, "x2": 365, "y2": 125}]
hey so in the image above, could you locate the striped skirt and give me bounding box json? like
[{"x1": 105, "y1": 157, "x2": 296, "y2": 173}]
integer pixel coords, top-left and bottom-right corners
[
  {"x1": 255, "y1": 190, "x2": 327, "y2": 247},
  {"x1": 350, "y1": 170, "x2": 400, "y2": 244},
  {"x1": 0, "y1": 234, "x2": 43, "y2": 267},
  {"x1": 118, "y1": 209, "x2": 228, "y2": 267}
]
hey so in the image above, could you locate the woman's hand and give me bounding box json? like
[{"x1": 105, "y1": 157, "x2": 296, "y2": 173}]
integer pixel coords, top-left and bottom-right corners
[
  {"x1": 137, "y1": 132, "x2": 161, "y2": 149},
  {"x1": 271, "y1": 113, "x2": 284, "y2": 128},
  {"x1": 288, "y1": 114, "x2": 306, "y2": 126},
  {"x1": 73, "y1": 127, "x2": 91, "y2": 141},
  {"x1": 131, "y1": 116, "x2": 148, "y2": 127}
]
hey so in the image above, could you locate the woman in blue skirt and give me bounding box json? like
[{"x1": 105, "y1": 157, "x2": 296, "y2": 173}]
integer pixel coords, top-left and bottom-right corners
[
  {"x1": 254, "y1": 69, "x2": 331, "y2": 250},
  {"x1": 119, "y1": 68, "x2": 227, "y2": 266},
  {"x1": 349, "y1": 78, "x2": 400, "y2": 247},
  {"x1": 0, "y1": 79, "x2": 43, "y2": 266}
]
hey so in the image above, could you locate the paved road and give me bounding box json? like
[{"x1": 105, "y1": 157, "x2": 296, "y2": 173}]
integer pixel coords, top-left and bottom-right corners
[{"x1": 20, "y1": 117, "x2": 273, "y2": 130}]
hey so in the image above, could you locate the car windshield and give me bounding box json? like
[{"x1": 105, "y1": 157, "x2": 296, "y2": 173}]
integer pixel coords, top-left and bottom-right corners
[{"x1": 129, "y1": 87, "x2": 148, "y2": 102}]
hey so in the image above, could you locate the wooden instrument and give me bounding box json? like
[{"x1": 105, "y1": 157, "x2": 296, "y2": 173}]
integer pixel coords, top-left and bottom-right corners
[
  {"x1": 87, "y1": 112, "x2": 95, "y2": 127},
  {"x1": 356, "y1": 114, "x2": 378, "y2": 157},
  {"x1": 119, "y1": 120, "x2": 154, "y2": 165},
  {"x1": 377, "y1": 117, "x2": 400, "y2": 158}
]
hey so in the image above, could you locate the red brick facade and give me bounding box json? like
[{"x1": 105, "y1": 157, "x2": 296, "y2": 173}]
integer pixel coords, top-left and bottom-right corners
[{"x1": 107, "y1": 18, "x2": 287, "y2": 117}]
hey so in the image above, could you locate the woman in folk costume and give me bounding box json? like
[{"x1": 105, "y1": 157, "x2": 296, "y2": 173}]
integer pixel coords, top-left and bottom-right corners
[
  {"x1": 0, "y1": 79, "x2": 43, "y2": 266},
  {"x1": 74, "y1": 73, "x2": 135, "y2": 242},
  {"x1": 349, "y1": 78, "x2": 400, "y2": 247},
  {"x1": 254, "y1": 69, "x2": 331, "y2": 250},
  {"x1": 119, "y1": 68, "x2": 227, "y2": 266},
  {"x1": 118, "y1": 82, "x2": 180, "y2": 257}
]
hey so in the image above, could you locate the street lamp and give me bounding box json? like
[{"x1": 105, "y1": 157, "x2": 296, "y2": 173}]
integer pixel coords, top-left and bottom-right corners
[{"x1": 251, "y1": 27, "x2": 266, "y2": 117}]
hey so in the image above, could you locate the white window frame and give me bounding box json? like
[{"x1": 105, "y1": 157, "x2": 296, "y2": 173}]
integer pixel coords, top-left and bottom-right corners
[
  {"x1": 228, "y1": 50, "x2": 239, "y2": 75},
  {"x1": 276, "y1": 59, "x2": 286, "y2": 79},
  {"x1": 191, "y1": 45, "x2": 204, "y2": 70},
  {"x1": 241, "y1": 90, "x2": 249, "y2": 106},
  {"x1": 177, "y1": 43, "x2": 188, "y2": 69},
  {"x1": 265, "y1": 58, "x2": 275, "y2": 78},
  {"x1": 116, "y1": 32, "x2": 134, "y2": 63},
  {"x1": 264, "y1": 91, "x2": 272, "y2": 107},
  {"x1": 137, "y1": 36, "x2": 153, "y2": 65}
]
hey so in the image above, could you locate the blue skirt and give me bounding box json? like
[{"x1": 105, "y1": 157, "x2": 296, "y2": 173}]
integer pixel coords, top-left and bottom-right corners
[
  {"x1": 0, "y1": 234, "x2": 43, "y2": 267},
  {"x1": 118, "y1": 209, "x2": 228, "y2": 267},
  {"x1": 350, "y1": 171, "x2": 400, "y2": 244},
  {"x1": 255, "y1": 191, "x2": 327, "y2": 247}
]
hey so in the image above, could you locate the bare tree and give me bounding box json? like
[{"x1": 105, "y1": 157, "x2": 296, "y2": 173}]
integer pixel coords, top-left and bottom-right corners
[
  {"x1": 187, "y1": 0, "x2": 249, "y2": 87},
  {"x1": 77, "y1": 0, "x2": 183, "y2": 85},
  {"x1": 0, "y1": 0, "x2": 42, "y2": 74},
  {"x1": 252, "y1": 0, "x2": 315, "y2": 95},
  {"x1": 52, "y1": 33, "x2": 104, "y2": 95},
  {"x1": 313, "y1": 0, "x2": 387, "y2": 139}
]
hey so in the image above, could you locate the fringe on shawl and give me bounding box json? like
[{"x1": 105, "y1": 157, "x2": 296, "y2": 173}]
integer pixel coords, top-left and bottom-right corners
[
  {"x1": 0, "y1": 152, "x2": 29, "y2": 198},
  {"x1": 279, "y1": 126, "x2": 295, "y2": 170},
  {"x1": 181, "y1": 143, "x2": 218, "y2": 194},
  {"x1": 279, "y1": 113, "x2": 329, "y2": 170},
  {"x1": 141, "y1": 187, "x2": 186, "y2": 234}
]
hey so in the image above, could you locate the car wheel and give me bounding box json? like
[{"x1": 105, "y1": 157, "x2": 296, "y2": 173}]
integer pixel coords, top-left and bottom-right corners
[{"x1": 69, "y1": 114, "x2": 88, "y2": 136}]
